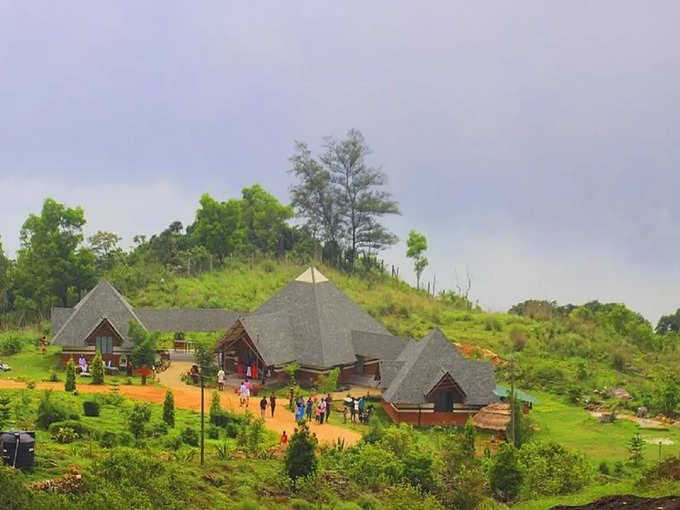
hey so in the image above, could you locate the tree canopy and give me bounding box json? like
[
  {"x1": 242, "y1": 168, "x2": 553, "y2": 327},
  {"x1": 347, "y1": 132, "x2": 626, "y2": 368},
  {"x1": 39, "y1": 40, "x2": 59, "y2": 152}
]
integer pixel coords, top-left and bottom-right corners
[{"x1": 406, "y1": 230, "x2": 428, "y2": 290}]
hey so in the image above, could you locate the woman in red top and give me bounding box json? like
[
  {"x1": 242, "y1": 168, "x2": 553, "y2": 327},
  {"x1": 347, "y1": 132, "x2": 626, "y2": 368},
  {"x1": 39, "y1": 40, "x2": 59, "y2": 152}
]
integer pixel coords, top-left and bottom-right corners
[
  {"x1": 280, "y1": 430, "x2": 287, "y2": 444},
  {"x1": 40, "y1": 336, "x2": 46, "y2": 354}
]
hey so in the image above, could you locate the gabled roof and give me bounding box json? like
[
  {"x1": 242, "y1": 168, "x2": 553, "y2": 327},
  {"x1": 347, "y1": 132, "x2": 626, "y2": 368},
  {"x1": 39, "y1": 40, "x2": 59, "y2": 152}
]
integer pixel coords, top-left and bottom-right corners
[
  {"x1": 351, "y1": 331, "x2": 410, "y2": 361},
  {"x1": 249, "y1": 267, "x2": 390, "y2": 367},
  {"x1": 382, "y1": 328, "x2": 497, "y2": 406},
  {"x1": 134, "y1": 308, "x2": 238, "y2": 333},
  {"x1": 51, "y1": 307, "x2": 74, "y2": 335},
  {"x1": 239, "y1": 312, "x2": 297, "y2": 366},
  {"x1": 51, "y1": 280, "x2": 146, "y2": 349}
]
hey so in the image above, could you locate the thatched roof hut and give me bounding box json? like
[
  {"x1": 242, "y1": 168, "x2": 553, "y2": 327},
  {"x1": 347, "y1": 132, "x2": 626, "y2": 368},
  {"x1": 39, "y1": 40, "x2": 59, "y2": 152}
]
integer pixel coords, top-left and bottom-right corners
[{"x1": 471, "y1": 403, "x2": 511, "y2": 432}]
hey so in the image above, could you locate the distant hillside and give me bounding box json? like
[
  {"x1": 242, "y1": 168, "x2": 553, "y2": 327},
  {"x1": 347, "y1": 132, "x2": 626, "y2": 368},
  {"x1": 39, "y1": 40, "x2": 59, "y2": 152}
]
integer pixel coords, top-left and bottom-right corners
[{"x1": 120, "y1": 259, "x2": 680, "y2": 409}]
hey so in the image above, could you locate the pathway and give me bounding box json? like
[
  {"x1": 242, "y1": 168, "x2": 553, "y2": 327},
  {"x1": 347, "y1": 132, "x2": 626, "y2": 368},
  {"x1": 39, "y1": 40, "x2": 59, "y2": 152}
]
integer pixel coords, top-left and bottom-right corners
[{"x1": 0, "y1": 363, "x2": 361, "y2": 446}]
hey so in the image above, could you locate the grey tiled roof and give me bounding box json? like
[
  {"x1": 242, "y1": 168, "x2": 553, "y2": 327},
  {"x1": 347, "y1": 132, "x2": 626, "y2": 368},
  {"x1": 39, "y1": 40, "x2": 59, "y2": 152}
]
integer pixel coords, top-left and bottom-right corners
[
  {"x1": 134, "y1": 309, "x2": 238, "y2": 333},
  {"x1": 239, "y1": 312, "x2": 297, "y2": 366},
  {"x1": 50, "y1": 280, "x2": 239, "y2": 349},
  {"x1": 51, "y1": 307, "x2": 73, "y2": 336},
  {"x1": 382, "y1": 328, "x2": 497, "y2": 406},
  {"x1": 378, "y1": 360, "x2": 405, "y2": 388},
  {"x1": 50, "y1": 280, "x2": 146, "y2": 349},
  {"x1": 250, "y1": 271, "x2": 390, "y2": 368},
  {"x1": 351, "y1": 331, "x2": 410, "y2": 361}
]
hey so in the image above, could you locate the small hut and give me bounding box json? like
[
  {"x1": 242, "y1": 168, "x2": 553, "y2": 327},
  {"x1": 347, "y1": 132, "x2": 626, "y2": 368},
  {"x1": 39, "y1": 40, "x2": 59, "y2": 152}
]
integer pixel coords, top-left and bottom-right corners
[{"x1": 471, "y1": 403, "x2": 511, "y2": 438}]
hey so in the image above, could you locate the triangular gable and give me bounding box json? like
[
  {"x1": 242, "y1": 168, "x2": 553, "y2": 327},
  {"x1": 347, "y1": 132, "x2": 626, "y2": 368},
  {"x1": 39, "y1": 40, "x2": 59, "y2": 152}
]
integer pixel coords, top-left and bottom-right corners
[
  {"x1": 84, "y1": 317, "x2": 125, "y2": 347},
  {"x1": 425, "y1": 370, "x2": 467, "y2": 402}
]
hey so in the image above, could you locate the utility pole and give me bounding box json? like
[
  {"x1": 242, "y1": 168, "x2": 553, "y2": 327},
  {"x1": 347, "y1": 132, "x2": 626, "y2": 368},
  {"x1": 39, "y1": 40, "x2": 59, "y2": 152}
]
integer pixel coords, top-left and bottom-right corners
[
  {"x1": 200, "y1": 361, "x2": 205, "y2": 465},
  {"x1": 510, "y1": 356, "x2": 516, "y2": 447}
]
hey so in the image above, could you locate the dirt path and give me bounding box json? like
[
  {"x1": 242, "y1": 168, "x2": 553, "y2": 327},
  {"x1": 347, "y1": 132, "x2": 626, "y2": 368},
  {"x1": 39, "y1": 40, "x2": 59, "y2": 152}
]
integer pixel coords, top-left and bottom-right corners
[
  {"x1": 587, "y1": 410, "x2": 669, "y2": 430},
  {"x1": 0, "y1": 364, "x2": 361, "y2": 446}
]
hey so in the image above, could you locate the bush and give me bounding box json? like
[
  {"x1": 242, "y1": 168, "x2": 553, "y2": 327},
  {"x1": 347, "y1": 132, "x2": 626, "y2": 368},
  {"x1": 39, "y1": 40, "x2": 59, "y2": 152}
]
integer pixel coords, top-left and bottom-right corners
[
  {"x1": 100, "y1": 431, "x2": 118, "y2": 448},
  {"x1": 48, "y1": 420, "x2": 99, "y2": 439},
  {"x1": 518, "y1": 442, "x2": 591, "y2": 497},
  {"x1": 118, "y1": 431, "x2": 134, "y2": 446},
  {"x1": 402, "y1": 451, "x2": 436, "y2": 491},
  {"x1": 37, "y1": 391, "x2": 78, "y2": 429},
  {"x1": 65, "y1": 358, "x2": 76, "y2": 392},
  {"x1": 207, "y1": 425, "x2": 219, "y2": 440},
  {"x1": 382, "y1": 484, "x2": 445, "y2": 510},
  {"x1": 83, "y1": 400, "x2": 100, "y2": 417},
  {"x1": 181, "y1": 427, "x2": 199, "y2": 446},
  {"x1": 285, "y1": 421, "x2": 318, "y2": 481},
  {"x1": 52, "y1": 426, "x2": 79, "y2": 444},
  {"x1": 128, "y1": 402, "x2": 152, "y2": 438},
  {"x1": 163, "y1": 390, "x2": 175, "y2": 427},
  {"x1": 0, "y1": 336, "x2": 23, "y2": 355},
  {"x1": 163, "y1": 433, "x2": 183, "y2": 450},
  {"x1": 151, "y1": 421, "x2": 169, "y2": 437},
  {"x1": 488, "y1": 443, "x2": 523, "y2": 502},
  {"x1": 638, "y1": 456, "x2": 680, "y2": 487},
  {"x1": 483, "y1": 317, "x2": 503, "y2": 332},
  {"x1": 91, "y1": 352, "x2": 105, "y2": 384},
  {"x1": 598, "y1": 461, "x2": 610, "y2": 475}
]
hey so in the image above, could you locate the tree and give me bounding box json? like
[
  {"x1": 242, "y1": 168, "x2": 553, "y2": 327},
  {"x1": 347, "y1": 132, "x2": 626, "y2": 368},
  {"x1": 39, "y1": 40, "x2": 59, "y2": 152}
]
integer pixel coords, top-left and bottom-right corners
[
  {"x1": 653, "y1": 371, "x2": 680, "y2": 417},
  {"x1": 0, "y1": 237, "x2": 11, "y2": 314},
  {"x1": 463, "y1": 417, "x2": 477, "y2": 455},
  {"x1": 284, "y1": 421, "x2": 318, "y2": 481},
  {"x1": 289, "y1": 142, "x2": 342, "y2": 245},
  {"x1": 65, "y1": 358, "x2": 76, "y2": 392},
  {"x1": 321, "y1": 130, "x2": 400, "y2": 269},
  {"x1": 241, "y1": 184, "x2": 293, "y2": 256},
  {"x1": 657, "y1": 309, "x2": 680, "y2": 335},
  {"x1": 128, "y1": 320, "x2": 158, "y2": 369},
  {"x1": 91, "y1": 351, "x2": 104, "y2": 384},
  {"x1": 488, "y1": 443, "x2": 523, "y2": 501},
  {"x1": 629, "y1": 433, "x2": 644, "y2": 465},
  {"x1": 190, "y1": 194, "x2": 243, "y2": 263},
  {"x1": 507, "y1": 396, "x2": 533, "y2": 447},
  {"x1": 406, "y1": 230, "x2": 428, "y2": 289},
  {"x1": 88, "y1": 231, "x2": 123, "y2": 271},
  {"x1": 13, "y1": 198, "x2": 95, "y2": 315},
  {"x1": 128, "y1": 402, "x2": 152, "y2": 438},
  {"x1": 163, "y1": 390, "x2": 175, "y2": 427}
]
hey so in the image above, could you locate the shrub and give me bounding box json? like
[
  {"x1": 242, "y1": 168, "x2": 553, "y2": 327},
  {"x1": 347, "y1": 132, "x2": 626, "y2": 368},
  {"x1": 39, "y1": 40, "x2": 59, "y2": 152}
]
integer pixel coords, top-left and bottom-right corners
[
  {"x1": 488, "y1": 443, "x2": 523, "y2": 502},
  {"x1": 518, "y1": 442, "x2": 591, "y2": 497},
  {"x1": 83, "y1": 400, "x2": 100, "y2": 417},
  {"x1": 0, "y1": 336, "x2": 22, "y2": 355},
  {"x1": 510, "y1": 327, "x2": 528, "y2": 351},
  {"x1": 100, "y1": 431, "x2": 117, "y2": 448},
  {"x1": 118, "y1": 431, "x2": 134, "y2": 446},
  {"x1": 210, "y1": 391, "x2": 221, "y2": 421},
  {"x1": 128, "y1": 402, "x2": 152, "y2": 438},
  {"x1": 382, "y1": 484, "x2": 445, "y2": 510},
  {"x1": 48, "y1": 420, "x2": 99, "y2": 439},
  {"x1": 638, "y1": 456, "x2": 680, "y2": 487},
  {"x1": 52, "y1": 426, "x2": 79, "y2": 444},
  {"x1": 483, "y1": 317, "x2": 503, "y2": 332},
  {"x1": 163, "y1": 433, "x2": 183, "y2": 450},
  {"x1": 37, "y1": 391, "x2": 77, "y2": 429},
  {"x1": 163, "y1": 390, "x2": 175, "y2": 427},
  {"x1": 91, "y1": 352, "x2": 104, "y2": 384},
  {"x1": 151, "y1": 421, "x2": 169, "y2": 437},
  {"x1": 65, "y1": 358, "x2": 76, "y2": 392},
  {"x1": 207, "y1": 425, "x2": 219, "y2": 440},
  {"x1": 48, "y1": 372, "x2": 59, "y2": 382},
  {"x1": 181, "y1": 427, "x2": 199, "y2": 446},
  {"x1": 0, "y1": 395, "x2": 10, "y2": 429},
  {"x1": 402, "y1": 451, "x2": 436, "y2": 491},
  {"x1": 598, "y1": 461, "x2": 610, "y2": 475},
  {"x1": 285, "y1": 421, "x2": 318, "y2": 481}
]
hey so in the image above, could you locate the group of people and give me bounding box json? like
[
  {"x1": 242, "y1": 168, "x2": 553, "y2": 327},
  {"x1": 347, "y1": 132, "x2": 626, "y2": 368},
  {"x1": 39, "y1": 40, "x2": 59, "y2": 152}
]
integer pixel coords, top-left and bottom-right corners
[
  {"x1": 293, "y1": 394, "x2": 333, "y2": 424},
  {"x1": 238, "y1": 380, "x2": 252, "y2": 407},
  {"x1": 259, "y1": 393, "x2": 276, "y2": 418},
  {"x1": 343, "y1": 396, "x2": 372, "y2": 424}
]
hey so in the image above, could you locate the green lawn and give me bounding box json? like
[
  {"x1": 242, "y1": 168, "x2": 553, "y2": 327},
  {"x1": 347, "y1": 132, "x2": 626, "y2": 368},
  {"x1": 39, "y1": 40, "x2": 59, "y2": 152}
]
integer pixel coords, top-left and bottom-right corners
[{"x1": 531, "y1": 391, "x2": 680, "y2": 465}]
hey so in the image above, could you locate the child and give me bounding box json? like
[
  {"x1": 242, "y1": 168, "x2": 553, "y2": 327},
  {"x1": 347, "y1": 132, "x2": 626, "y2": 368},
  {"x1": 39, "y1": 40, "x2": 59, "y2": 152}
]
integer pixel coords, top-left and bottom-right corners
[{"x1": 281, "y1": 430, "x2": 288, "y2": 445}]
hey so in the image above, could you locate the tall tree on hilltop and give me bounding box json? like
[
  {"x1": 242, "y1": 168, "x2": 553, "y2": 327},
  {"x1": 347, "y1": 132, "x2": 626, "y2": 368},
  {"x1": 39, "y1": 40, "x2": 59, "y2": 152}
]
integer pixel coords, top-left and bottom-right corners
[
  {"x1": 289, "y1": 141, "x2": 342, "y2": 245},
  {"x1": 289, "y1": 129, "x2": 400, "y2": 270},
  {"x1": 241, "y1": 184, "x2": 293, "y2": 256},
  {"x1": 191, "y1": 194, "x2": 243, "y2": 263},
  {"x1": 13, "y1": 198, "x2": 95, "y2": 313},
  {"x1": 406, "y1": 230, "x2": 428, "y2": 290},
  {"x1": 322, "y1": 130, "x2": 400, "y2": 269}
]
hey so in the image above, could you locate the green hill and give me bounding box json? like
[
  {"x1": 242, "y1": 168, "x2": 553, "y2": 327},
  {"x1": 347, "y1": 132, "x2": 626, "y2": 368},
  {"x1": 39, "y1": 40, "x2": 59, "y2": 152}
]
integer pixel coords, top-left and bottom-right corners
[{"x1": 117, "y1": 259, "x2": 677, "y2": 412}]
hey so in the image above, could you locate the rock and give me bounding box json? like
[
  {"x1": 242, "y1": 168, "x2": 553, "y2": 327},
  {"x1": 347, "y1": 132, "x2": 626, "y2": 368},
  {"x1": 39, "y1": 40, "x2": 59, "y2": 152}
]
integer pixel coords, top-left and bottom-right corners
[
  {"x1": 599, "y1": 413, "x2": 615, "y2": 423},
  {"x1": 636, "y1": 406, "x2": 649, "y2": 418}
]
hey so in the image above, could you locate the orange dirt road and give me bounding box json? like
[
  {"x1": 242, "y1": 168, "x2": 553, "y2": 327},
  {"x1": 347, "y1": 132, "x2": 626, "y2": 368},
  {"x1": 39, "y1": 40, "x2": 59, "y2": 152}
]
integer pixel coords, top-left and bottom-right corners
[{"x1": 0, "y1": 362, "x2": 361, "y2": 446}]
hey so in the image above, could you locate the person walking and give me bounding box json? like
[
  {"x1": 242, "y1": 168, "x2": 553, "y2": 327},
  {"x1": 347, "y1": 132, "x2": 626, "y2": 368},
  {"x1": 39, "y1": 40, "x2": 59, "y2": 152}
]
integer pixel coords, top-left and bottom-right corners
[
  {"x1": 239, "y1": 381, "x2": 246, "y2": 408},
  {"x1": 217, "y1": 368, "x2": 225, "y2": 391},
  {"x1": 318, "y1": 398, "x2": 326, "y2": 424},
  {"x1": 280, "y1": 430, "x2": 287, "y2": 445},
  {"x1": 260, "y1": 396, "x2": 267, "y2": 418},
  {"x1": 269, "y1": 393, "x2": 276, "y2": 417},
  {"x1": 352, "y1": 399, "x2": 359, "y2": 423},
  {"x1": 40, "y1": 336, "x2": 46, "y2": 355}
]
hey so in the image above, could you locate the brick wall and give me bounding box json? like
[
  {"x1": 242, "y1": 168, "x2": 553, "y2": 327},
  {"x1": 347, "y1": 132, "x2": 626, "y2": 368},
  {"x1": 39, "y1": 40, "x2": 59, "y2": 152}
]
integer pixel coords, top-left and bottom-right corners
[{"x1": 381, "y1": 399, "x2": 471, "y2": 427}]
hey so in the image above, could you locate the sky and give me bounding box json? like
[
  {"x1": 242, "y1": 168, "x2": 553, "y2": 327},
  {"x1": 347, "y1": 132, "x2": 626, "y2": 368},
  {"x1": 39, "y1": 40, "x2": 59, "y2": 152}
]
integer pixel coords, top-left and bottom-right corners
[{"x1": 1, "y1": 2, "x2": 679, "y2": 323}]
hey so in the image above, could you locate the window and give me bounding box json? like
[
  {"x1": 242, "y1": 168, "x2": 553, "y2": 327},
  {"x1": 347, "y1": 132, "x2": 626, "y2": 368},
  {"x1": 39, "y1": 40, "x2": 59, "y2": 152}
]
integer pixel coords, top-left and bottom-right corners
[{"x1": 95, "y1": 336, "x2": 113, "y2": 354}]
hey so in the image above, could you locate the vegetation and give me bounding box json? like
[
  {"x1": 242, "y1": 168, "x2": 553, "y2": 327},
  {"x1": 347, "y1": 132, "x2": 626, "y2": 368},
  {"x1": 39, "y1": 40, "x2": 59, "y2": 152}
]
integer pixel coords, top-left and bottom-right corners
[
  {"x1": 90, "y1": 351, "x2": 104, "y2": 384},
  {"x1": 64, "y1": 358, "x2": 76, "y2": 392},
  {"x1": 406, "y1": 229, "x2": 428, "y2": 290},
  {"x1": 163, "y1": 389, "x2": 175, "y2": 427}
]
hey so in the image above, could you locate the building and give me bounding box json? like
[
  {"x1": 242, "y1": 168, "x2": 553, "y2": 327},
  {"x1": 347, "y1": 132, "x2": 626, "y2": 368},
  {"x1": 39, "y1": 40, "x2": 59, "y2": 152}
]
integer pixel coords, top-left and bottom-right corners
[
  {"x1": 379, "y1": 329, "x2": 498, "y2": 426},
  {"x1": 50, "y1": 280, "x2": 237, "y2": 366},
  {"x1": 214, "y1": 267, "x2": 394, "y2": 383}
]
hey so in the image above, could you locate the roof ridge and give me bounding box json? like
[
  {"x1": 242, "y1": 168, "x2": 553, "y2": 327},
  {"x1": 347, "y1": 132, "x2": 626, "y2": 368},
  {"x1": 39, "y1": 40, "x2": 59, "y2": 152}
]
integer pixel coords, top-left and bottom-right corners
[{"x1": 102, "y1": 280, "x2": 147, "y2": 331}]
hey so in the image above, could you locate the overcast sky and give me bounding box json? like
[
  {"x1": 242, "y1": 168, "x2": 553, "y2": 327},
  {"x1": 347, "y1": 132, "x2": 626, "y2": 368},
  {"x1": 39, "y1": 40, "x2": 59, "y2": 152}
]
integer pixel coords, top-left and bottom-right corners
[{"x1": 1, "y1": 2, "x2": 679, "y2": 323}]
